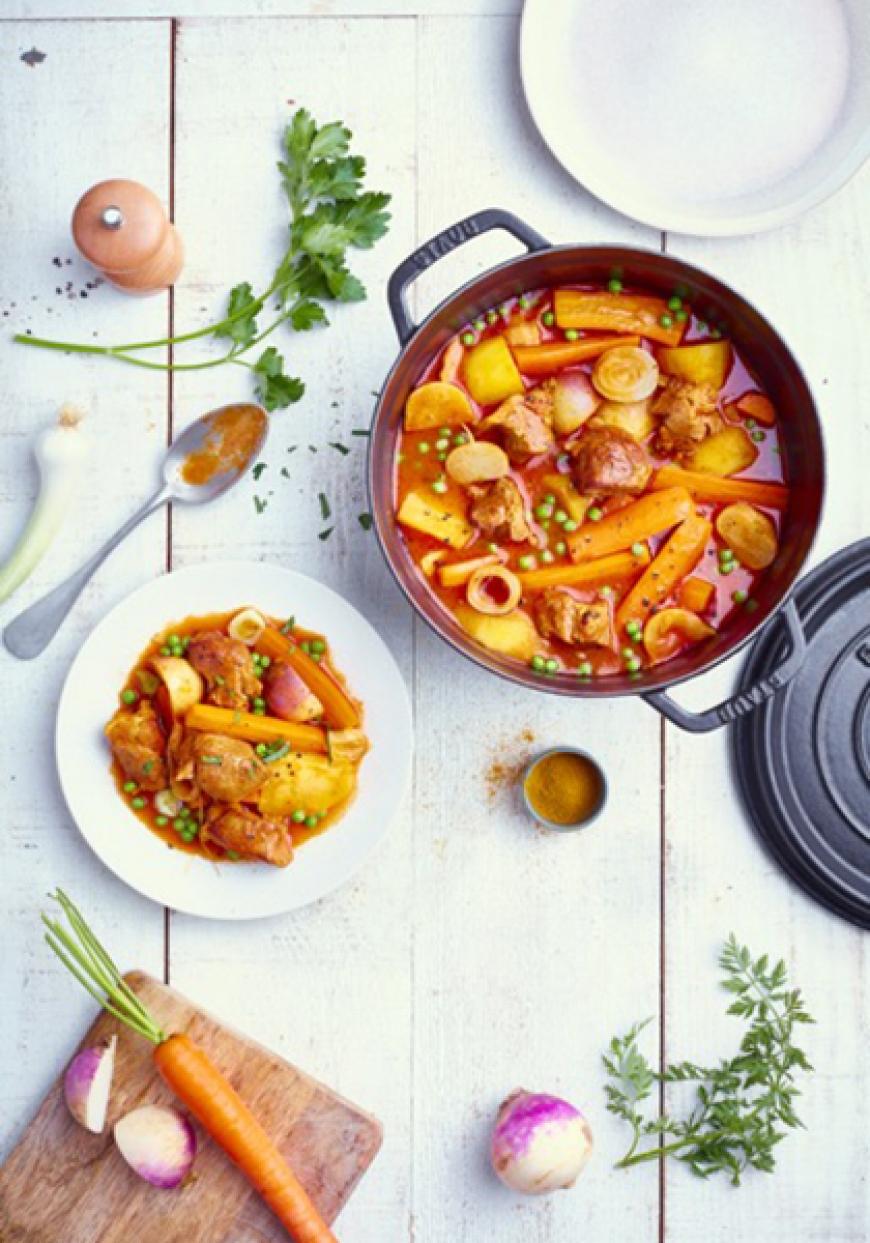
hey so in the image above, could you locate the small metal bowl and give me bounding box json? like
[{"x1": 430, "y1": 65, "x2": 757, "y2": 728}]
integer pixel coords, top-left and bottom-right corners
[{"x1": 521, "y1": 746, "x2": 608, "y2": 832}]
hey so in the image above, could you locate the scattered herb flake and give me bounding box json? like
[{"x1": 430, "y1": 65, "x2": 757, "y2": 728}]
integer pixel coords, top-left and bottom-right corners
[
  {"x1": 357, "y1": 512, "x2": 373, "y2": 531},
  {"x1": 201, "y1": 755, "x2": 223, "y2": 766},
  {"x1": 329, "y1": 442, "x2": 350, "y2": 455},
  {"x1": 286, "y1": 445, "x2": 298, "y2": 453},
  {"x1": 252, "y1": 461, "x2": 268, "y2": 481},
  {"x1": 318, "y1": 492, "x2": 331, "y2": 521},
  {"x1": 318, "y1": 526, "x2": 334, "y2": 541},
  {"x1": 254, "y1": 495, "x2": 268, "y2": 514},
  {"x1": 351, "y1": 428, "x2": 371, "y2": 437},
  {"x1": 280, "y1": 466, "x2": 291, "y2": 478},
  {"x1": 280, "y1": 617, "x2": 296, "y2": 634},
  {"x1": 308, "y1": 444, "x2": 318, "y2": 453}
]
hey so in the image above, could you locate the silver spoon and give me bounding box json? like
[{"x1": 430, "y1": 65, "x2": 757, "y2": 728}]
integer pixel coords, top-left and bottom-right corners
[{"x1": 3, "y1": 403, "x2": 268, "y2": 660}]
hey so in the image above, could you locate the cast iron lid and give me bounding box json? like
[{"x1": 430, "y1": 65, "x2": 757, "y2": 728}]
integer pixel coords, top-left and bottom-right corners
[{"x1": 733, "y1": 538, "x2": 870, "y2": 929}]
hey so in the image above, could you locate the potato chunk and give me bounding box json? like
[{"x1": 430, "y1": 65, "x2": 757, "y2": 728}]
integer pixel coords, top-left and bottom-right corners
[
  {"x1": 398, "y1": 489, "x2": 473, "y2": 549},
  {"x1": 462, "y1": 337, "x2": 524, "y2": 405},
  {"x1": 590, "y1": 398, "x2": 654, "y2": 442},
  {"x1": 454, "y1": 603, "x2": 538, "y2": 661},
  {"x1": 690, "y1": 427, "x2": 758, "y2": 477},
  {"x1": 259, "y1": 753, "x2": 357, "y2": 818},
  {"x1": 658, "y1": 342, "x2": 731, "y2": 390},
  {"x1": 405, "y1": 381, "x2": 474, "y2": 431},
  {"x1": 715, "y1": 502, "x2": 778, "y2": 570},
  {"x1": 445, "y1": 440, "x2": 510, "y2": 486}
]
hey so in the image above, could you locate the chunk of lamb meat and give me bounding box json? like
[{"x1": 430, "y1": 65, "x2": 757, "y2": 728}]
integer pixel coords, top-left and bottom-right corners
[
  {"x1": 482, "y1": 395, "x2": 554, "y2": 463},
  {"x1": 186, "y1": 630, "x2": 261, "y2": 709},
  {"x1": 204, "y1": 805, "x2": 294, "y2": 868},
  {"x1": 469, "y1": 477, "x2": 532, "y2": 543},
  {"x1": 534, "y1": 591, "x2": 614, "y2": 649},
  {"x1": 569, "y1": 426, "x2": 652, "y2": 497},
  {"x1": 105, "y1": 701, "x2": 167, "y2": 791},
  {"x1": 652, "y1": 376, "x2": 722, "y2": 458},
  {"x1": 172, "y1": 732, "x2": 266, "y2": 804}
]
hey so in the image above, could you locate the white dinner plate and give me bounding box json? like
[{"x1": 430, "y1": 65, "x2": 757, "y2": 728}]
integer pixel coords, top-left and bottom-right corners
[
  {"x1": 520, "y1": 0, "x2": 870, "y2": 236},
  {"x1": 56, "y1": 562, "x2": 412, "y2": 920}
]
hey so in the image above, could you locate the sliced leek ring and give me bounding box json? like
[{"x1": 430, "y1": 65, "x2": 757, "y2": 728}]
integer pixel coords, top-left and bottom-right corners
[
  {"x1": 592, "y1": 346, "x2": 659, "y2": 403},
  {"x1": 466, "y1": 564, "x2": 521, "y2": 616},
  {"x1": 227, "y1": 607, "x2": 267, "y2": 646}
]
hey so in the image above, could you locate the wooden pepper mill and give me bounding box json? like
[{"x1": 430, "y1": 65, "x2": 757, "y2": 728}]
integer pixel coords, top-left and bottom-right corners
[{"x1": 71, "y1": 178, "x2": 184, "y2": 294}]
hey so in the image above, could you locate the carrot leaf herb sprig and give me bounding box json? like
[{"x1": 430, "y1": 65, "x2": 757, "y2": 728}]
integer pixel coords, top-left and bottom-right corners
[
  {"x1": 604, "y1": 936, "x2": 814, "y2": 1185},
  {"x1": 14, "y1": 108, "x2": 391, "y2": 412}
]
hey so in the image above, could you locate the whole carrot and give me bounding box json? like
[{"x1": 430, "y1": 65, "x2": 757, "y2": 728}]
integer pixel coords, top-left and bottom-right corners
[{"x1": 43, "y1": 890, "x2": 337, "y2": 1243}]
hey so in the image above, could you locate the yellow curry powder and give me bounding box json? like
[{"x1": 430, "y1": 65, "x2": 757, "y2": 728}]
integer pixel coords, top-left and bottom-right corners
[{"x1": 524, "y1": 750, "x2": 603, "y2": 826}]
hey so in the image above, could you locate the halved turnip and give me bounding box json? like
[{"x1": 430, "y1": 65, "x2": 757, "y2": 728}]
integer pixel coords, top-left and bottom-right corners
[
  {"x1": 64, "y1": 1034, "x2": 117, "y2": 1134},
  {"x1": 150, "y1": 655, "x2": 203, "y2": 715},
  {"x1": 114, "y1": 1104, "x2": 196, "y2": 1189},
  {"x1": 263, "y1": 662, "x2": 323, "y2": 723},
  {"x1": 552, "y1": 371, "x2": 600, "y2": 434},
  {"x1": 445, "y1": 439, "x2": 510, "y2": 486}
]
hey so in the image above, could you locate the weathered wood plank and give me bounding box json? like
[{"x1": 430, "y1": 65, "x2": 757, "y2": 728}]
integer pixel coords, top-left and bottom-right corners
[{"x1": 0, "y1": 19, "x2": 169, "y2": 1159}]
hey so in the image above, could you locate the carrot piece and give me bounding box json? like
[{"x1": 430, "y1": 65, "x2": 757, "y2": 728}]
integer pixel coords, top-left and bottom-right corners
[
  {"x1": 512, "y1": 334, "x2": 640, "y2": 376},
  {"x1": 554, "y1": 289, "x2": 685, "y2": 346},
  {"x1": 733, "y1": 391, "x2": 777, "y2": 426},
  {"x1": 567, "y1": 486, "x2": 692, "y2": 562},
  {"x1": 257, "y1": 625, "x2": 360, "y2": 729},
  {"x1": 615, "y1": 512, "x2": 712, "y2": 634},
  {"x1": 516, "y1": 546, "x2": 650, "y2": 592},
  {"x1": 155, "y1": 1034, "x2": 337, "y2": 1243},
  {"x1": 438, "y1": 552, "x2": 501, "y2": 587},
  {"x1": 184, "y1": 702, "x2": 327, "y2": 753},
  {"x1": 650, "y1": 464, "x2": 788, "y2": 510},
  {"x1": 679, "y1": 575, "x2": 715, "y2": 614}
]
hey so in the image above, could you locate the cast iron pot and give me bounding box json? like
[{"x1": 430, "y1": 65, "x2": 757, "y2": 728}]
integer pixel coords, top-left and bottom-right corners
[{"x1": 368, "y1": 209, "x2": 825, "y2": 732}]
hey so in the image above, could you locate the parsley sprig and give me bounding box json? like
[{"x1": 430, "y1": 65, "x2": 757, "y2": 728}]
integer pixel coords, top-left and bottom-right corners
[
  {"x1": 14, "y1": 108, "x2": 391, "y2": 411},
  {"x1": 604, "y1": 936, "x2": 814, "y2": 1185}
]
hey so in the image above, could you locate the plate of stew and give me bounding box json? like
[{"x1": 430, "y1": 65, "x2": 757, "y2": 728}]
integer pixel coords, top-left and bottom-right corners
[
  {"x1": 56, "y1": 561, "x2": 412, "y2": 918},
  {"x1": 393, "y1": 281, "x2": 788, "y2": 681}
]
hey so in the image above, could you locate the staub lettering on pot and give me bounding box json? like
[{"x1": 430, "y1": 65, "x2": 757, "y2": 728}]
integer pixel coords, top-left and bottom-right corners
[{"x1": 411, "y1": 218, "x2": 481, "y2": 271}]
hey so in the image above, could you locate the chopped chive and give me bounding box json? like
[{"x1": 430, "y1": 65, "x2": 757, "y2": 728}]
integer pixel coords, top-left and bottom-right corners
[
  {"x1": 329, "y1": 442, "x2": 350, "y2": 455},
  {"x1": 351, "y1": 428, "x2": 371, "y2": 437},
  {"x1": 280, "y1": 617, "x2": 295, "y2": 635}
]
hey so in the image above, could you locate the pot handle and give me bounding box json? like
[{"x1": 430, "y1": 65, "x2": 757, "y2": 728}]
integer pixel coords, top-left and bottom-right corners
[
  {"x1": 642, "y1": 598, "x2": 806, "y2": 733},
  {"x1": 387, "y1": 208, "x2": 550, "y2": 344}
]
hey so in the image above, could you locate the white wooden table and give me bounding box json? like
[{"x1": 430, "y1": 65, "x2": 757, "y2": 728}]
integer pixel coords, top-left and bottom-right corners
[{"x1": 1, "y1": 4, "x2": 868, "y2": 1240}]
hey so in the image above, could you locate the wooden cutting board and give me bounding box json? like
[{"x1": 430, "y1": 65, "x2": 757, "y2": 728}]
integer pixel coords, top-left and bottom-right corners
[{"x1": 0, "y1": 973, "x2": 382, "y2": 1243}]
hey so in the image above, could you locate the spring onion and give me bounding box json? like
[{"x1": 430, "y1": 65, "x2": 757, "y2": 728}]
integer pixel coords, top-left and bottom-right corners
[{"x1": 0, "y1": 404, "x2": 87, "y2": 604}]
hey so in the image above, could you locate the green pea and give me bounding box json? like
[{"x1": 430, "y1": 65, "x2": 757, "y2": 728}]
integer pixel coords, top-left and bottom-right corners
[
  {"x1": 542, "y1": 310, "x2": 555, "y2": 327},
  {"x1": 305, "y1": 814, "x2": 319, "y2": 829},
  {"x1": 253, "y1": 704, "x2": 266, "y2": 714},
  {"x1": 173, "y1": 817, "x2": 186, "y2": 832},
  {"x1": 535, "y1": 503, "x2": 554, "y2": 520},
  {"x1": 438, "y1": 426, "x2": 451, "y2": 437},
  {"x1": 473, "y1": 318, "x2": 485, "y2": 332},
  {"x1": 181, "y1": 830, "x2": 195, "y2": 844},
  {"x1": 751, "y1": 431, "x2": 766, "y2": 443},
  {"x1": 122, "y1": 780, "x2": 138, "y2": 794},
  {"x1": 259, "y1": 655, "x2": 271, "y2": 668},
  {"x1": 625, "y1": 655, "x2": 642, "y2": 673},
  {"x1": 418, "y1": 441, "x2": 430, "y2": 454},
  {"x1": 167, "y1": 633, "x2": 180, "y2": 646},
  {"x1": 253, "y1": 696, "x2": 265, "y2": 709},
  {"x1": 300, "y1": 640, "x2": 312, "y2": 653},
  {"x1": 431, "y1": 479, "x2": 448, "y2": 495},
  {"x1": 587, "y1": 507, "x2": 603, "y2": 522},
  {"x1": 543, "y1": 493, "x2": 556, "y2": 505},
  {"x1": 518, "y1": 295, "x2": 532, "y2": 309},
  {"x1": 599, "y1": 585, "x2": 613, "y2": 598},
  {"x1": 518, "y1": 554, "x2": 536, "y2": 570},
  {"x1": 311, "y1": 653, "x2": 322, "y2": 664},
  {"x1": 631, "y1": 542, "x2": 645, "y2": 557},
  {"x1": 461, "y1": 331, "x2": 475, "y2": 346},
  {"x1": 667, "y1": 296, "x2": 682, "y2": 311},
  {"x1": 435, "y1": 437, "x2": 450, "y2": 452},
  {"x1": 562, "y1": 519, "x2": 578, "y2": 533},
  {"x1": 159, "y1": 645, "x2": 171, "y2": 657},
  {"x1": 310, "y1": 639, "x2": 326, "y2": 655},
  {"x1": 577, "y1": 661, "x2": 593, "y2": 678},
  {"x1": 487, "y1": 542, "x2": 499, "y2": 553},
  {"x1": 732, "y1": 589, "x2": 748, "y2": 604},
  {"x1": 607, "y1": 278, "x2": 623, "y2": 293},
  {"x1": 187, "y1": 823, "x2": 200, "y2": 838},
  {"x1": 554, "y1": 541, "x2": 567, "y2": 556},
  {"x1": 659, "y1": 313, "x2": 674, "y2": 329},
  {"x1": 487, "y1": 311, "x2": 499, "y2": 325},
  {"x1": 530, "y1": 655, "x2": 546, "y2": 672},
  {"x1": 121, "y1": 689, "x2": 138, "y2": 705},
  {"x1": 155, "y1": 815, "x2": 168, "y2": 827},
  {"x1": 675, "y1": 308, "x2": 688, "y2": 323},
  {"x1": 541, "y1": 550, "x2": 555, "y2": 564},
  {"x1": 292, "y1": 809, "x2": 306, "y2": 824},
  {"x1": 544, "y1": 658, "x2": 559, "y2": 674},
  {"x1": 255, "y1": 743, "x2": 268, "y2": 757},
  {"x1": 453, "y1": 432, "x2": 468, "y2": 446},
  {"x1": 436, "y1": 452, "x2": 447, "y2": 462},
  {"x1": 621, "y1": 646, "x2": 635, "y2": 660},
  {"x1": 564, "y1": 329, "x2": 580, "y2": 342},
  {"x1": 553, "y1": 508, "x2": 568, "y2": 525}
]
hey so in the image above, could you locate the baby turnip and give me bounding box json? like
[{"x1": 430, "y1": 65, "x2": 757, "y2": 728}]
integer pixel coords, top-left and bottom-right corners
[
  {"x1": 263, "y1": 662, "x2": 323, "y2": 722},
  {"x1": 114, "y1": 1104, "x2": 196, "y2": 1188},
  {"x1": 490, "y1": 1089, "x2": 593, "y2": 1195},
  {"x1": 63, "y1": 1034, "x2": 117, "y2": 1134}
]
